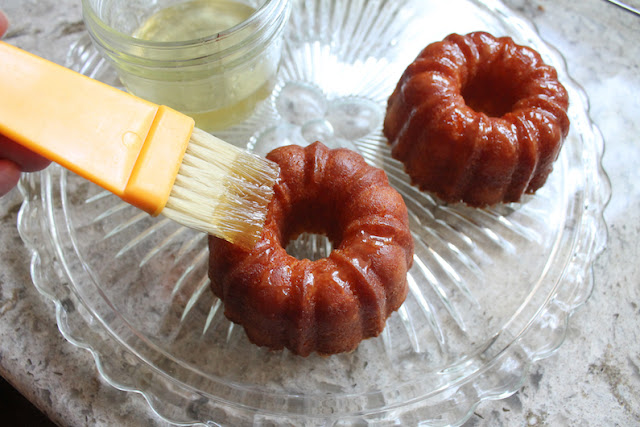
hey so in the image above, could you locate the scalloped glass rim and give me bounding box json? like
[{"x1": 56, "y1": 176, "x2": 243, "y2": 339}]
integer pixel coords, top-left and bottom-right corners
[{"x1": 17, "y1": 0, "x2": 610, "y2": 425}]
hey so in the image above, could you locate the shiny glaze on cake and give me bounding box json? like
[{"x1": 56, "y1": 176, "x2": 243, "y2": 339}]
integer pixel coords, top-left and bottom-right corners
[
  {"x1": 208, "y1": 142, "x2": 414, "y2": 356},
  {"x1": 384, "y1": 31, "x2": 570, "y2": 206}
]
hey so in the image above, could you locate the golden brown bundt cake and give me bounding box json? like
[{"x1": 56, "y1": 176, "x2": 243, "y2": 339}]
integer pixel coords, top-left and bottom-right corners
[
  {"x1": 384, "y1": 31, "x2": 570, "y2": 206},
  {"x1": 208, "y1": 141, "x2": 414, "y2": 356}
]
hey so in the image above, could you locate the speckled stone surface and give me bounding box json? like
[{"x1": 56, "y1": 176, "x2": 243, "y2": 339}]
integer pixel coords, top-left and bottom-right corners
[{"x1": 0, "y1": 0, "x2": 638, "y2": 426}]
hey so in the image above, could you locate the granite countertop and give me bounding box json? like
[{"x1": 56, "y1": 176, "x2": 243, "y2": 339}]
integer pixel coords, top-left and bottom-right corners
[{"x1": 0, "y1": 0, "x2": 638, "y2": 425}]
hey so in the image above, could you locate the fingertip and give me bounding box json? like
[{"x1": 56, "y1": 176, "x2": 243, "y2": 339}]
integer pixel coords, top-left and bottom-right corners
[
  {"x1": 19, "y1": 154, "x2": 51, "y2": 173},
  {"x1": 0, "y1": 159, "x2": 22, "y2": 197},
  {"x1": 0, "y1": 134, "x2": 52, "y2": 172},
  {"x1": 0, "y1": 10, "x2": 9, "y2": 38}
]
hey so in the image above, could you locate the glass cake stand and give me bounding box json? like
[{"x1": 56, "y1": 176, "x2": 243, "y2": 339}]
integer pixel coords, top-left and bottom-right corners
[{"x1": 18, "y1": 0, "x2": 610, "y2": 425}]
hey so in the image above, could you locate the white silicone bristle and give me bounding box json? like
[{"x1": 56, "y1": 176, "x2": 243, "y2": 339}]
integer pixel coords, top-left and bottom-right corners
[{"x1": 161, "y1": 128, "x2": 279, "y2": 248}]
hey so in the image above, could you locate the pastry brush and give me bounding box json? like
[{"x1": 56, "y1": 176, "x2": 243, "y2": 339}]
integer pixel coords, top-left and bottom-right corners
[{"x1": 0, "y1": 41, "x2": 279, "y2": 249}]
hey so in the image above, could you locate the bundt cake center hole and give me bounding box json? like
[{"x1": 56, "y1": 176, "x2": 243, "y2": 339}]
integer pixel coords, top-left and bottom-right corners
[
  {"x1": 462, "y1": 69, "x2": 521, "y2": 118},
  {"x1": 281, "y1": 198, "x2": 340, "y2": 261},
  {"x1": 285, "y1": 232, "x2": 334, "y2": 261}
]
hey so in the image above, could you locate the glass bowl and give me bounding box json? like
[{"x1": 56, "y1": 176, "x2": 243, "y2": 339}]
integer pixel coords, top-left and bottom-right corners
[
  {"x1": 18, "y1": 0, "x2": 610, "y2": 425},
  {"x1": 81, "y1": 0, "x2": 291, "y2": 132}
]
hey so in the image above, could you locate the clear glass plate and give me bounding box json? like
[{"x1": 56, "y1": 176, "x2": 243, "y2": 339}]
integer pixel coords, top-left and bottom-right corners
[{"x1": 18, "y1": 0, "x2": 610, "y2": 425}]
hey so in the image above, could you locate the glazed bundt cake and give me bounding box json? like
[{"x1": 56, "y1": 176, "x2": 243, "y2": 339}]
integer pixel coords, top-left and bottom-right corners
[
  {"x1": 384, "y1": 31, "x2": 570, "y2": 206},
  {"x1": 208, "y1": 142, "x2": 414, "y2": 356}
]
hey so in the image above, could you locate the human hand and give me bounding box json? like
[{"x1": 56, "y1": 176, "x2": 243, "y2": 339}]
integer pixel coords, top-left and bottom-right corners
[{"x1": 0, "y1": 10, "x2": 52, "y2": 196}]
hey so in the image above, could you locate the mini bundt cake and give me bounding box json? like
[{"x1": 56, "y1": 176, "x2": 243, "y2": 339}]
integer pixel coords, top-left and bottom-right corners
[
  {"x1": 384, "y1": 31, "x2": 570, "y2": 206},
  {"x1": 208, "y1": 142, "x2": 414, "y2": 356}
]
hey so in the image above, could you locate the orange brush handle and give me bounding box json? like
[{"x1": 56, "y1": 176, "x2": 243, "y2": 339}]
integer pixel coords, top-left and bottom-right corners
[{"x1": 0, "y1": 41, "x2": 194, "y2": 215}]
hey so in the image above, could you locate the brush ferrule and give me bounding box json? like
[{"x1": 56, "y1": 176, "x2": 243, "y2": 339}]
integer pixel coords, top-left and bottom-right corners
[{"x1": 122, "y1": 106, "x2": 194, "y2": 215}]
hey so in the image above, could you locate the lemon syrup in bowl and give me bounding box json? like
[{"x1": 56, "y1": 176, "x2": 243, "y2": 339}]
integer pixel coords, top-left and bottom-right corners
[
  {"x1": 133, "y1": 0, "x2": 256, "y2": 41},
  {"x1": 82, "y1": 0, "x2": 290, "y2": 132}
]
